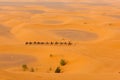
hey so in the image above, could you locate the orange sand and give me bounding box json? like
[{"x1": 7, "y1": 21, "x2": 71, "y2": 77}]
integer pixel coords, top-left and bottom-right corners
[{"x1": 0, "y1": 0, "x2": 120, "y2": 80}]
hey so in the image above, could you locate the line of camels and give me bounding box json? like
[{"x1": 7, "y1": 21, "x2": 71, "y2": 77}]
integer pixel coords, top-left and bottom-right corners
[{"x1": 25, "y1": 41, "x2": 73, "y2": 45}]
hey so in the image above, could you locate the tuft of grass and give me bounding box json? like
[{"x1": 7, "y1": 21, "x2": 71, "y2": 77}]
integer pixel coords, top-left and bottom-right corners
[
  {"x1": 60, "y1": 59, "x2": 67, "y2": 66},
  {"x1": 55, "y1": 67, "x2": 61, "y2": 73},
  {"x1": 22, "y1": 64, "x2": 28, "y2": 71}
]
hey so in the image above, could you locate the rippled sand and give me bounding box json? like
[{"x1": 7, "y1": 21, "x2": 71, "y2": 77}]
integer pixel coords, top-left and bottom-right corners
[
  {"x1": 0, "y1": 54, "x2": 36, "y2": 68},
  {"x1": 0, "y1": 0, "x2": 120, "y2": 80},
  {"x1": 51, "y1": 29, "x2": 98, "y2": 41}
]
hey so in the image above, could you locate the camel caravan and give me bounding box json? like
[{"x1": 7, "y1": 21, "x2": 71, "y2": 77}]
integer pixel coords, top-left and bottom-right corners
[{"x1": 25, "y1": 41, "x2": 73, "y2": 46}]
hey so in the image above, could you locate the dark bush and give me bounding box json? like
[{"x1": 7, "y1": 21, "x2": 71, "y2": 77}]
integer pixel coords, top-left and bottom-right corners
[
  {"x1": 22, "y1": 64, "x2": 28, "y2": 71},
  {"x1": 55, "y1": 67, "x2": 61, "y2": 73},
  {"x1": 60, "y1": 59, "x2": 67, "y2": 66}
]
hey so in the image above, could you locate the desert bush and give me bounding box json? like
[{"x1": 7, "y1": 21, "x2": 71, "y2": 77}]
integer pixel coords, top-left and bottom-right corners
[
  {"x1": 60, "y1": 59, "x2": 67, "y2": 66},
  {"x1": 55, "y1": 67, "x2": 61, "y2": 73},
  {"x1": 22, "y1": 64, "x2": 28, "y2": 71}
]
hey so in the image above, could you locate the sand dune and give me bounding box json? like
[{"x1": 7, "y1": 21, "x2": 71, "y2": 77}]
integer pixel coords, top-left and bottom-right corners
[
  {"x1": 51, "y1": 29, "x2": 98, "y2": 41},
  {"x1": 0, "y1": 54, "x2": 36, "y2": 69},
  {"x1": 0, "y1": 1, "x2": 120, "y2": 80}
]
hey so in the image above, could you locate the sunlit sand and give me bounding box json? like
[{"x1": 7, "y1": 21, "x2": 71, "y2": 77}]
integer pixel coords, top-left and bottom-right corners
[
  {"x1": 0, "y1": 54, "x2": 36, "y2": 68},
  {"x1": 51, "y1": 29, "x2": 98, "y2": 41},
  {"x1": 0, "y1": 0, "x2": 120, "y2": 80}
]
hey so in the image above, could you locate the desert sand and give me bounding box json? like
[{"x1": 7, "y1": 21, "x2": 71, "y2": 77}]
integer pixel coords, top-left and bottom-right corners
[{"x1": 0, "y1": 0, "x2": 120, "y2": 80}]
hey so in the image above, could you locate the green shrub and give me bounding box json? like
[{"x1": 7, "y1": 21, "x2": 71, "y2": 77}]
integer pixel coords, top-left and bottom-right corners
[
  {"x1": 22, "y1": 64, "x2": 28, "y2": 71},
  {"x1": 60, "y1": 59, "x2": 67, "y2": 66},
  {"x1": 55, "y1": 67, "x2": 61, "y2": 73}
]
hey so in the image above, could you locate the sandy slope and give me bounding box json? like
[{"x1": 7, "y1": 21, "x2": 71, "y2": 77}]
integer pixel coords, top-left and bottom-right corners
[{"x1": 0, "y1": 0, "x2": 120, "y2": 80}]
